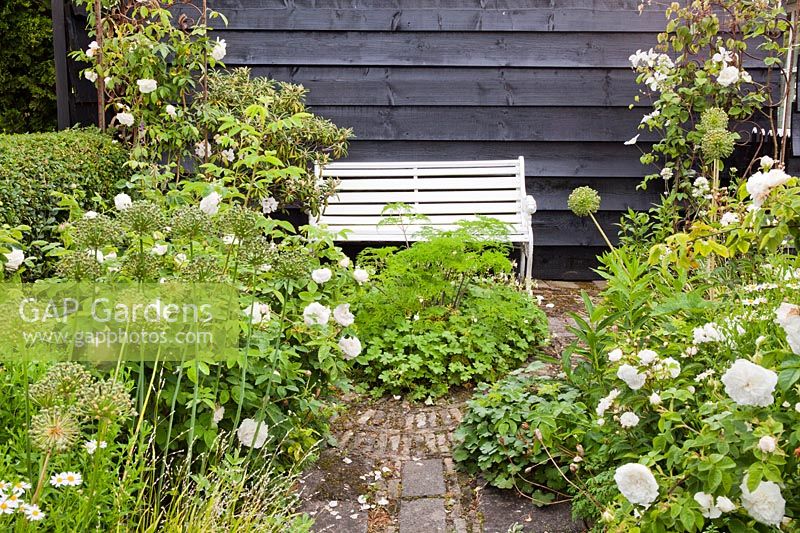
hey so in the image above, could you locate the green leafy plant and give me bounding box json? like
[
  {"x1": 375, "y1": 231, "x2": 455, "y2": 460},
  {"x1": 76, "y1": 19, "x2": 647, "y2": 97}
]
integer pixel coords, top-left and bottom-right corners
[
  {"x1": 353, "y1": 221, "x2": 549, "y2": 399},
  {"x1": 0, "y1": 127, "x2": 129, "y2": 278},
  {"x1": 453, "y1": 362, "x2": 590, "y2": 504}
]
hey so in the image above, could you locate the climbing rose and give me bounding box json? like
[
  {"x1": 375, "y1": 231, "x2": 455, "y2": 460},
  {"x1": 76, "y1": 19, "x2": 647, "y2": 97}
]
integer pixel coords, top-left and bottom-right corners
[
  {"x1": 637, "y1": 349, "x2": 658, "y2": 365},
  {"x1": 694, "y1": 492, "x2": 722, "y2": 519},
  {"x1": 721, "y1": 359, "x2": 777, "y2": 407},
  {"x1": 333, "y1": 303, "x2": 355, "y2": 327},
  {"x1": 115, "y1": 112, "x2": 134, "y2": 127},
  {"x1": 715, "y1": 496, "x2": 736, "y2": 513},
  {"x1": 717, "y1": 65, "x2": 740, "y2": 87},
  {"x1": 4, "y1": 249, "x2": 24, "y2": 272},
  {"x1": 619, "y1": 412, "x2": 639, "y2": 428},
  {"x1": 353, "y1": 269, "x2": 369, "y2": 284},
  {"x1": 136, "y1": 79, "x2": 158, "y2": 94},
  {"x1": 746, "y1": 168, "x2": 790, "y2": 208},
  {"x1": 758, "y1": 436, "x2": 777, "y2": 453},
  {"x1": 608, "y1": 348, "x2": 623, "y2": 362},
  {"x1": 617, "y1": 364, "x2": 646, "y2": 390},
  {"x1": 114, "y1": 193, "x2": 132, "y2": 211},
  {"x1": 84, "y1": 70, "x2": 98, "y2": 83},
  {"x1": 236, "y1": 418, "x2": 268, "y2": 449},
  {"x1": 740, "y1": 480, "x2": 785, "y2": 527},
  {"x1": 614, "y1": 463, "x2": 658, "y2": 507},
  {"x1": 338, "y1": 336, "x2": 362, "y2": 359},
  {"x1": 165, "y1": 104, "x2": 177, "y2": 118},
  {"x1": 199, "y1": 192, "x2": 221, "y2": 216},
  {"x1": 311, "y1": 268, "x2": 332, "y2": 284},
  {"x1": 303, "y1": 302, "x2": 330, "y2": 326},
  {"x1": 211, "y1": 38, "x2": 227, "y2": 61}
]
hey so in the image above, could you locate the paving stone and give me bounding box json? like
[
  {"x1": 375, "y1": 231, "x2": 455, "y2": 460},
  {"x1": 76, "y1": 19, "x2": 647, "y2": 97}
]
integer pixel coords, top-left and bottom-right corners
[
  {"x1": 479, "y1": 485, "x2": 585, "y2": 533},
  {"x1": 302, "y1": 500, "x2": 368, "y2": 533},
  {"x1": 548, "y1": 280, "x2": 580, "y2": 289},
  {"x1": 398, "y1": 498, "x2": 446, "y2": 533},
  {"x1": 402, "y1": 459, "x2": 446, "y2": 497},
  {"x1": 357, "y1": 409, "x2": 375, "y2": 425}
]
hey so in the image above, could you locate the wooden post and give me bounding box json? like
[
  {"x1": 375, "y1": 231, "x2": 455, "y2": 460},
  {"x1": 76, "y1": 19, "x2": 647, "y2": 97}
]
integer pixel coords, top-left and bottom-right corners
[{"x1": 51, "y1": 0, "x2": 70, "y2": 130}]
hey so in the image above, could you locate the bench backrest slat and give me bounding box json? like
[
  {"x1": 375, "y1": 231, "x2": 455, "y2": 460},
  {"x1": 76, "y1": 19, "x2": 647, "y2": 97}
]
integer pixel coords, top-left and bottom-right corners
[{"x1": 313, "y1": 158, "x2": 529, "y2": 243}]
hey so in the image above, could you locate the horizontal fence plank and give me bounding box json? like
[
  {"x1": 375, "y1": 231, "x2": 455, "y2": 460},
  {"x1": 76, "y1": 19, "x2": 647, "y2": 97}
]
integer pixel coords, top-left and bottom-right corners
[
  {"x1": 250, "y1": 66, "x2": 644, "y2": 107},
  {"x1": 314, "y1": 106, "x2": 651, "y2": 142},
  {"x1": 220, "y1": 30, "x2": 765, "y2": 68},
  {"x1": 344, "y1": 141, "x2": 654, "y2": 177},
  {"x1": 321, "y1": 201, "x2": 520, "y2": 216},
  {"x1": 198, "y1": 7, "x2": 667, "y2": 32},
  {"x1": 214, "y1": 1, "x2": 650, "y2": 10}
]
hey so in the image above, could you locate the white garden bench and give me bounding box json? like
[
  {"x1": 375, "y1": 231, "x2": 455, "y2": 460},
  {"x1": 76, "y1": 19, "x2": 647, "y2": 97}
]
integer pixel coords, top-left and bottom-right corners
[{"x1": 312, "y1": 157, "x2": 536, "y2": 280}]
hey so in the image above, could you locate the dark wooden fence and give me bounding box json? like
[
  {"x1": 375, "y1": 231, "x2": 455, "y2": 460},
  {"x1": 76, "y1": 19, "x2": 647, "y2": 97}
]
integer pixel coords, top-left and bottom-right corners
[{"x1": 53, "y1": 0, "x2": 799, "y2": 279}]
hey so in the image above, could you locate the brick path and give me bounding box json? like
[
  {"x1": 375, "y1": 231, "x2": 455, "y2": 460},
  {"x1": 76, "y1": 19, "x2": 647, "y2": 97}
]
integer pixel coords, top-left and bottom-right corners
[{"x1": 298, "y1": 281, "x2": 601, "y2": 533}]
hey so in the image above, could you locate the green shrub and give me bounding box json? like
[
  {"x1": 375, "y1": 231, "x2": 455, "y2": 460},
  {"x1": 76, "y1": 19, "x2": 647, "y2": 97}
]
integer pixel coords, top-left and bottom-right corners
[
  {"x1": 452, "y1": 363, "x2": 590, "y2": 504},
  {"x1": 0, "y1": 0, "x2": 56, "y2": 133},
  {"x1": 0, "y1": 128, "x2": 129, "y2": 277},
  {"x1": 352, "y1": 221, "x2": 549, "y2": 399}
]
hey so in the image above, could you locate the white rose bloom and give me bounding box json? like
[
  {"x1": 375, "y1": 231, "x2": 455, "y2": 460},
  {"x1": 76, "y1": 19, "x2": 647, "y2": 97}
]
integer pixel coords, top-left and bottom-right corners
[
  {"x1": 338, "y1": 336, "x2": 362, "y2": 359},
  {"x1": 86, "y1": 41, "x2": 99, "y2": 57},
  {"x1": 3, "y1": 249, "x2": 25, "y2": 272},
  {"x1": 721, "y1": 359, "x2": 778, "y2": 407},
  {"x1": 775, "y1": 302, "x2": 800, "y2": 354},
  {"x1": 746, "y1": 168, "x2": 791, "y2": 208},
  {"x1": 84, "y1": 211, "x2": 98, "y2": 219},
  {"x1": 353, "y1": 268, "x2": 369, "y2": 284},
  {"x1": 245, "y1": 302, "x2": 270, "y2": 325},
  {"x1": 662, "y1": 357, "x2": 681, "y2": 378},
  {"x1": 114, "y1": 193, "x2": 132, "y2": 210},
  {"x1": 595, "y1": 389, "x2": 620, "y2": 417},
  {"x1": 717, "y1": 65, "x2": 740, "y2": 87},
  {"x1": 614, "y1": 463, "x2": 659, "y2": 507},
  {"x1": 84, "y1": 70, "x2": 98, "y2": 83},
  {"x1": 199, "y1": 191, "x2": 221, "y2": 215},
  {"x1": 212, "y1": 405, "x2": 224, "y2": 424},
  {"x1": 694, "y1": 492, "x2": 722, "y2": 519},
  {"x1": 720, "y1": 212, "x2": 740, "y2": 226},
  {"x1": 619, "y1": 411, "x2": 640, "y2": 428},
  {"x1": 312, "y1": 268, "x2": 333, "y2": 284},
  {"x1": 221, "y1": 148, "x2": 235, "y2": 163},
  {"x1": 211, "y1": 38, "x2": 227, "y2": 61},
  {"x1": 303, "y1": 302, "x2": 331, "y2": 326},
  {"x1": 333, "y1": 303, "x2": 355, "y2": 327},
  {"x1": 608, "y1": 348, "x2": 623, "y2": 362},
  {"x1": 693, "y1": 322, "x2": 726, "y2": 344},
  {"x1": 151, "y1": 244, "x2": 168, "y2": 256},
  {"x1": 194, "y1": 140, "x2": 212, "y2": 159},
  {"x1": 649, "y1": 392, "x2": 661, "y2": 405},
  {"x1": 740, "y1": 480, "x2": 785, "y2": 527},
  {"x1": 757, "y1": 435, "x2": 777, "y2": 453},
  {"x1": 760, "y1": 155, "x2": 775, "y2": 170},
  {"x1": 115, "y1": 112, "x2": 134, "y2": 127},
  {"x1": 165, "y1": 104, "x2": 177, "y2": 118},
  {"x1": 339, "y1": 256, "x2": 350, "y2": 268},
  {"x1": 136, "y1": 78, "x2": 158, "y2": 94},
  {"x1": 617, "y1": 364, "x2": 646, "y2": 390},
  {"x1": 715, "y1": 496, "x2": 736, "y2": 513},
  {"x1": 261, "y1": 196, "x2": 279, "y2": 214},
  {"x1": 236, "y1": 418, "x2": 269, "y2": 449},
  {"x1": 796, "y1": 402, "x2": 800, "y2": 413},
  {"x1": 637, "y1": 349, "x2": 658, "y2": 365}
]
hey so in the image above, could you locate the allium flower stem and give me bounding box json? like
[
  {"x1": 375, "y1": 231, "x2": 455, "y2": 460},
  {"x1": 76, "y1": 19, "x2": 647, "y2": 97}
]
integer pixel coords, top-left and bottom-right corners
[
  {"x1": 589, "y1": 213, "x2": 614, "y2": 250},
  {"x1": 31, "y1": 450, "x2": 51, "y2": 505}
]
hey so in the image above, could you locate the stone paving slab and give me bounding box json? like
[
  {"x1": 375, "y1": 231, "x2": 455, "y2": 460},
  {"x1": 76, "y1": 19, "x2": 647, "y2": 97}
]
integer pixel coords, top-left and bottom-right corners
[
  {"x1": 478, "y1": 486, "x2": 587, "y2": 533},
  {"x1": 402, "y1": 458, "x2": 446, "y2": 498},
  {"x1": 302, "y1": 500, "x2": 369, "y2": 533},
  {"x1": 398, "y1": 498, "x2": 447, "y2": 533}
]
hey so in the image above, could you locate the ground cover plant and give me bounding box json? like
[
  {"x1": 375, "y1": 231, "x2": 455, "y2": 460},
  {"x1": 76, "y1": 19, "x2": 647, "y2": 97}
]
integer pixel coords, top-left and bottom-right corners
[
  {"x1": 352, "y1": 217, "x2": 549, "y2": 400},
  {"x1": 454, "y1": 1, "x2": 800, "y2": 531}
]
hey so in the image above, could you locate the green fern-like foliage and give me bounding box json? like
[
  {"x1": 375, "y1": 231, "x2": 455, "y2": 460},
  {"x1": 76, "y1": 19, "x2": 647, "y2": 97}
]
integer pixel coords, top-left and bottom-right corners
[{"x1": 352, "y1": 219, "x2": 549, "y2": 400}]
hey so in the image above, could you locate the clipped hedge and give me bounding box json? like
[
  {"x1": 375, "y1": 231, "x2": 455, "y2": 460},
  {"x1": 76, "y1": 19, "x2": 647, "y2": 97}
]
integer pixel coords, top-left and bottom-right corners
[{"x1": 0, "y1": 128, "x2": 128, "y2": 277}]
